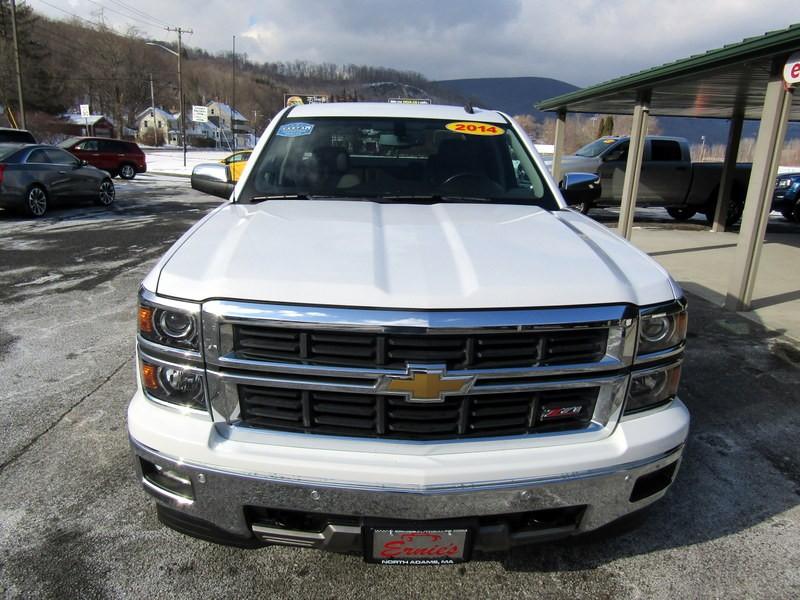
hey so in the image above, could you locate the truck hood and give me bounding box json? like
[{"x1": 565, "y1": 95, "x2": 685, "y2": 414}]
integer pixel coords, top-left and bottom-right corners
[{"x1": 153, "y1": 200, "x2": 677, "y2": 309}]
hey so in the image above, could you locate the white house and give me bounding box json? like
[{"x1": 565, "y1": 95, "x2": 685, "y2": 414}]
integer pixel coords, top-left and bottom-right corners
[
  {"x1": 206, "y1": 101, "x2": 255, "y2": 149},
  {"x1": 135, "y1": 107, "x2": 177, "y2": 146}
]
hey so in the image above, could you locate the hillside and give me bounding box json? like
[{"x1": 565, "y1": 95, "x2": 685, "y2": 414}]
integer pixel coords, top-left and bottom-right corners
[
  {"x1": 0, "y1": 5, "x2": 463, "y2": 139},
  {"x1": 434, "y1": 77, "x2": 579, "y2": 118}
]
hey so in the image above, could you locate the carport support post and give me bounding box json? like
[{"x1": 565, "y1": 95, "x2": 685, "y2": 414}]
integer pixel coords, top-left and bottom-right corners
[
  {"x1": 617, "y1": 93, "x2": 650, "y2": 240},
  {"x1": 725, "y1": 76, "x2": 793, "y2": 311},
  {"x1": 711, "y1": 109, "x2": 745, "y2": 232},
  {"x1": 551, "y1": 109, "x2": 567, "y2": 183}
]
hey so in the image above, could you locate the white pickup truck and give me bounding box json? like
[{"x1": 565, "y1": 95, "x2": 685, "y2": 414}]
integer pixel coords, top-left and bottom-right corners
[{"x1": 129, "y1": 103, "x2": 689, "y2": 564}]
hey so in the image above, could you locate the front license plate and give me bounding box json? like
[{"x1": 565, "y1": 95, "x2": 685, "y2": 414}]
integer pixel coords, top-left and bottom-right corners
[{"x1": 366, "y1": 529, "x2": 471, "y2": 564}]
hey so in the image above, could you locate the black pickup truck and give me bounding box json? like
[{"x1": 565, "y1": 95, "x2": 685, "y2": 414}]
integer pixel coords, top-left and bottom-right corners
[{"x1": 550, "y1": 136, "x2": 751, "y2": 226}]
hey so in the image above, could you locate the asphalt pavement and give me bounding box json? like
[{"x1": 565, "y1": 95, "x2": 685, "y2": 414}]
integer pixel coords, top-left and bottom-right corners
[{"x1": 0, "y1": 177, "x2": 798, "y2": 599}]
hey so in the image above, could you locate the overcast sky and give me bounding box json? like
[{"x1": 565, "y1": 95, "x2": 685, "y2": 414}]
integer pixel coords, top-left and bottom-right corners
[{"x1": 39, "y1": 1, "x2": 799, "y2": 85}]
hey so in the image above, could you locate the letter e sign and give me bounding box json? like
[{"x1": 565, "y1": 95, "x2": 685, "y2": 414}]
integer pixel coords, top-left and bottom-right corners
[{"x1": 783, "y1": 52, "x2": 800, "y2": 86}]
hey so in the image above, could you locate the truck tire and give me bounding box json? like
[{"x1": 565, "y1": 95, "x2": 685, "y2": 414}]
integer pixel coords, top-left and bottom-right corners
[
  {"x1": 704, "y1": 185, "x2": 745, "y2": 228},
  {"x1": 781, "y1": 202, "x2": 799, "y2": 223},
  {"x1": 666, "y1": 207, "x2": 696, "y2": 221}
]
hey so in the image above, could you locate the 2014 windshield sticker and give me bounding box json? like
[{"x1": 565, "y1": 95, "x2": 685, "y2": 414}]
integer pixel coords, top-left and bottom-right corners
[
  {"x1": 277, "y1": 122, "x2": 315, "y2": 137},
  {"x1": 445, "y1": 122, "x2": 505, "y2": 136}
]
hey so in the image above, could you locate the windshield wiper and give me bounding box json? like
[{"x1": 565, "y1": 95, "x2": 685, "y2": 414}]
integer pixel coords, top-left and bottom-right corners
[
  {"x1": 250, "y1": 194, "x2": 311, "y2": 203},
  {"x1": 377, "y1": 195, "x2": 496, "y2": 203}
]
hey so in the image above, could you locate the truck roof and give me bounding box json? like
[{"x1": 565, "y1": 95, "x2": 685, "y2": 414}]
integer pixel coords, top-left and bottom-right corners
[
  {"x1": 604, "y1": 135, "x2": 688, "y2": 143},
  {"x1": 287, "y1": 102, "x2": 507, "y2": 124}
]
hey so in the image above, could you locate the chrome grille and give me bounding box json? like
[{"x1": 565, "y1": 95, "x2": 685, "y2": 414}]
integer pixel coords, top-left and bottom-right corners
[
  {"x1": 238, "y1": 385, "x2": 599, "y2": 440},
  {"x1": 202, "y1": 301, "x2": 636, "y2": 444}
]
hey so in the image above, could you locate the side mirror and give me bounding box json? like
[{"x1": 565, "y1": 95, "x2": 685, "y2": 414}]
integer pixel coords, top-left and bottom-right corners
[
  {"x1": 75, "y1": 159, "x2": 88, "y2": 168},
  {"x1": 560, "y1": 172, "x2": 601, "y2": 206},
  {"x1": 191, "y1": 162, "x2": 235, "y2": 199}
]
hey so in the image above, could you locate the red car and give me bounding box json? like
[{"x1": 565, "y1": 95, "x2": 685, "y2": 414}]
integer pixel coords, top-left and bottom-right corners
[{"x1": 59, "y1": 137, "x2": 147, "y2": 179}]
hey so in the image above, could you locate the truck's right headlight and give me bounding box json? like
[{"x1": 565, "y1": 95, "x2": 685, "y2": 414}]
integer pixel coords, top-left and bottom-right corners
[
  {"x1": 140, "y1": 357, "x2": 206, "y2": 411},
  {"x1": 637, "y1": 302, "x2": 687, "y2": 357},
  {"x1": 777, "y1": 177, "x2": 793, "y2": 188},
  {"x1": 625, "y1": 362, "x2": 682, "y2": 415}
]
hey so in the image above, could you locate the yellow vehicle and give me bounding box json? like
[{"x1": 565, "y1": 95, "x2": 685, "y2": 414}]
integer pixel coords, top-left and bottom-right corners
[{"x1": 220, "y1": 150, "x2": 252, "y2": 182}]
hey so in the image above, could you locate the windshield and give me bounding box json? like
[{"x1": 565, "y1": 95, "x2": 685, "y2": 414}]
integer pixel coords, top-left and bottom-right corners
[
  {"x1": 574, "y1": 137, "x2": 618, "y2": 157},
  {"x1": 239, "y1": 116, "x2": 557, "y2": 208},
  {"x1": 57, "y1": 137, "x2": 83, "y2": 148},
  {"x1": 0, "y1": 130, "x2": 35, "y2": 144}
]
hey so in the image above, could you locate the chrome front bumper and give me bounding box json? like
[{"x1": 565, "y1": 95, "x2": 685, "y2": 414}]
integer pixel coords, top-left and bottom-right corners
[{"x1": 130, "y1": 437, "x2": 684, "y2": 552}]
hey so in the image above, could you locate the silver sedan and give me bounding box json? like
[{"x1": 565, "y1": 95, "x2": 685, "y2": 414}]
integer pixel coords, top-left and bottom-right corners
[{"x1": 0, "y1": 143, "x2": 115, "y2": 217}]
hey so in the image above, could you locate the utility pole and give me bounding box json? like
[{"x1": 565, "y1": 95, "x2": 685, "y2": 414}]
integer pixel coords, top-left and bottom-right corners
[
  {"x1": 165, "y1": 26, "x2": 193, "y2": 167},
  {"x1": 150, "y1": 73, "x2": 158, "y2": 146},
  {"x1": 10, "y1": 0, "x2": 26, "y2": 129},
  {"x1": 232, "y1": 35, "x2": 236, "y2": 152}
]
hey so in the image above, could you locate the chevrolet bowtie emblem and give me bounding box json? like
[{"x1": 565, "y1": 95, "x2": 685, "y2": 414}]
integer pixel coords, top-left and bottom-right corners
[{"x1": 382, "y1": 366, "x2": 474, "y2": 403}]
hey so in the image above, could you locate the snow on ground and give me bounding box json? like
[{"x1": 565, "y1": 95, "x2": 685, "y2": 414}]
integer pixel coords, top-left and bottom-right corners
[{"x1": 144, "y1": 149, "x2": 230, "y2": 176}]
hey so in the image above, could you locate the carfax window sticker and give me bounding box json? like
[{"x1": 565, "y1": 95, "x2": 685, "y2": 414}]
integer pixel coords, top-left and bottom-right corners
[
  {"x1": 444, "y1": 121, "x2": 505, "y2": 136},
  {"x1": 277, "y1": 122, "x2": 315, "y2": 137}
]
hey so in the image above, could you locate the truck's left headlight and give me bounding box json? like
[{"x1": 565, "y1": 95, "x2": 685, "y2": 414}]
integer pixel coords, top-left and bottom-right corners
[
  {"x1": 138, "y1": 289, "x2": 200, "y2": 351},
  {"x1": 140, "y1": 358, "x2": 206, "y2": 410}
]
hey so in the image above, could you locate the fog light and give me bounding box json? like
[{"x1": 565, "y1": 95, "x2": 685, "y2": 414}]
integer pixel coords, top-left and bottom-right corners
[{"x1": 141, "y1": 458, "x2": 194, "y2": 501}]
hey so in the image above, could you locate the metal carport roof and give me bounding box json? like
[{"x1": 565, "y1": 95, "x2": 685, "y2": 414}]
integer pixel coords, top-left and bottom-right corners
[{"x1": 536, "y1": 23, "x2": 800, "y2": 119}]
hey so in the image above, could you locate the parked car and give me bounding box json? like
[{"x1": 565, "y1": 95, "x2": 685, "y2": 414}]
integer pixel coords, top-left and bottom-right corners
[
  {"x1": 129, "y1": 102, "x2": 689, "y2": 562},
  {"x1": 59, "y1": 136, "x2": 146, "y2": 179},
  {"x1": 0, "y1": 143, "x2": 115, "y2": 217},
  {"x1": 0, "y1": 127, "x2": 36, "y2": 144},
  {"x1": 773, "y1": 172, "x2": 800, "y2": 222},
  {"x1": 548, "y1": 136, "x2": 751, "y2": 227},
  {"x1": 220, "y1": 150, "x2": 252, "y2": 182}
]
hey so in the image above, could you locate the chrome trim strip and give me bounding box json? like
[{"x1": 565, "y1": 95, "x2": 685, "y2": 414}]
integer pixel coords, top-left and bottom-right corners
[
  {"x1": 629, "y1": 357, "x2": 684, "y2": 378},
  {"x1": 202, "y1": 299, "x2": 633, "y2": 331},
  {"x1": 140, "y1": 286, "x2": 201, "y2": 313},
  {"x1": 213, "y1": 352, "x2": 629, "y2": 379},
  {"x1": 137, "y1": 335, "x2": 203, "y2": 363},
  {"x1": 638, "y1": 297, "x2": 687, "y2": 317},
  {"x1": 633, "y1": 344, "x2": 685, "y2": 366},
  {"x1": 141, "y1": 476, "x2": 194, "y2": 506}
]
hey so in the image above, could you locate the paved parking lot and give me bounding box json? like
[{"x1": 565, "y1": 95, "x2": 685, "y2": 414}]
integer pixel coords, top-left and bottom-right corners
[{"x1": 0, "y1": 177, "x2": 798, "y2": 599}]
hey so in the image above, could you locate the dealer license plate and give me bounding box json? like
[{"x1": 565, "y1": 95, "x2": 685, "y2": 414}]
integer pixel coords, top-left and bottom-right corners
[{"x1": 366, "y1": 529, "x2": 470, "y2": 564}]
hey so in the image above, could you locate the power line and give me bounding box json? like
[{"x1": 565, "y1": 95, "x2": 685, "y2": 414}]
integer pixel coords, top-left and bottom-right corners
[
  {"x1": 108, "y1": 0, "x2": 171, "y2": 28},
  {"x1": 34, "y1": 0, "x2": 98, "y2": 27},
  {"x1": 82, "y1": 0, "x2": 167, "y2": 33}
]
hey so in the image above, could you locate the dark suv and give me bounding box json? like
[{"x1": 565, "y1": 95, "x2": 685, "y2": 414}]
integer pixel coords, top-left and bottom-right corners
[
  {"x1": 60, "y1": 137, "x2": 147, "y2": 179},
  {"x1": 0, "y1": 128, "x2": 36, "y2": 144}
]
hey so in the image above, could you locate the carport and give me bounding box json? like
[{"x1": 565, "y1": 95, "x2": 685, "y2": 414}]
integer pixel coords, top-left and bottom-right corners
[{"x1": 537, "y1": 24, "x2": 800, "y2": 312}]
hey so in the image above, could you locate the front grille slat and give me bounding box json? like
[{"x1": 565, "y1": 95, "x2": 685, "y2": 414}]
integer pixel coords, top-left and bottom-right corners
[
  {"x1": 233, "y1": 325, "x2": 608, "y2": 369},
  {"x1": 238, "y1": 385, "x2": 599, "y2": 441}
]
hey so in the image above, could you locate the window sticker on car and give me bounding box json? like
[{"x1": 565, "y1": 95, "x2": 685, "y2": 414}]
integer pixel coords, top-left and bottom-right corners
[
  {"x1": 445, "y1": 122, "x2": 505, "y2": 136},
  {"x1": 276, "y1": 122, "x2": 315, "y2": 137}
]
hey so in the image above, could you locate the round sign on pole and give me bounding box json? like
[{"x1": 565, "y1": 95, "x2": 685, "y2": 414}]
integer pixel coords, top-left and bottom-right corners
[{"x1": 783, "y1": 52, "x2": 800, "y2": 86}]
